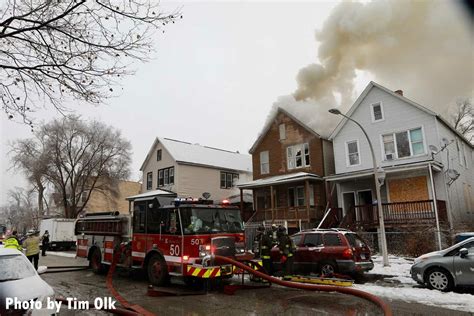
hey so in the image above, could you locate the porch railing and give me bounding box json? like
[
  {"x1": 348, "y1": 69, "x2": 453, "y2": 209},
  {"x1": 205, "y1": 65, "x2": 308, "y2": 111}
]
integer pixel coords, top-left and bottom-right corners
[
  {"x1": 340, "y1": 200, "x2": 448, "y2": 229},
  {"x1": 248, "y1": 206, "x2": 325, "y2": 223}
]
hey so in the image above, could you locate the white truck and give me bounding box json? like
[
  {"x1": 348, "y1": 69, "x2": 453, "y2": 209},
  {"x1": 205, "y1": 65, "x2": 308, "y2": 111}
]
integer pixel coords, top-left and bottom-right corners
[{"x1": 40, "y1": 218, "x2": 76, "y2": 250}]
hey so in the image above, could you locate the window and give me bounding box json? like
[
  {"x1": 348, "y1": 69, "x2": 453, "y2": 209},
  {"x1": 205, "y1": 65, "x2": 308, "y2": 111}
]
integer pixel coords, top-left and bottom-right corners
[
  {"x1": 382, "y1": 127, "x2": 425, "y2": 160},
  {"x1": 303, "y1": 234, "x2": 323, "y2": 247},
  {"x1": 220, "y1": 172, "x2": 239, "y2": 189},
  {"x1": 287, "y1": 143, "x2": 310, "y2": 169},
  {"x1": 146, "y1": 172, "x2": 153, "y2": 190},
  {"x1": 260, "y1": 151, "x2": 269, "y2": 174},
  {"x1": 346, "y1": 140, "x2": 360, "y2": 166},
  {"x1": 156, "y1": 149, "x2": 162, "y2": 161},
  {"x1": 371, "y1": 102, "x2": 384, "y2": 122},
  {"x1": 81, "y1": 190, "x2": 89, "y2": 204},
  {"x1": 279, "y1": 124, "x2": 286, "y2": 140},
  {"x1": 291, "y1": 234, "x2": 303, "y2": 246},
  {"x1": 288, "y1": 186, "x2": 305, "y2": 207},
  {"x1": 157, "y1": 167, "x2": 174, "y2": 187},
  {"x1": 323, "y1": 234, "x2": 342, "y2": 246}
]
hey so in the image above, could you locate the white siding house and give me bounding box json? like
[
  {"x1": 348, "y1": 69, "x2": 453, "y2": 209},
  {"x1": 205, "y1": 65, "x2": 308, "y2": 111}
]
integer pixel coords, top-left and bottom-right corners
[
  {"x1": 139, "y1": 138, "x2": 253, "y2": 201},
  {"x1": 327, "y1": 82, "x2": 473, "y2": 230}
]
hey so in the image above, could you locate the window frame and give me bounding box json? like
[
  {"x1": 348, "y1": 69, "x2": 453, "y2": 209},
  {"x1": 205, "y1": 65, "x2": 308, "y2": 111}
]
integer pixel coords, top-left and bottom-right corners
[
  {"x1": 287, "y1": 143, "x2": 310, "y2": 170},
  {"x1": 156, "y1": 149, "x2": 162, "y2": 161},
  {"x1": 146, "y1": 172, "x2": 153, "y2": 190},
  {"x1": 279, "y1": 123, "x2": 286, "y2": 140},
  {"x1": 157, "y1": 166, "x2": 174, "y2": 187},
  {"x1": 288, "y1": 186, "x2": 305, "y2": 207},
  {"x1": 380, "y1": 126, "x2": 426, "y2": 161},
  {"x1": 370, "y1": 102, "x2": 384, "y2": 122},
  {"x1": 260, "y1": 151, "x2": 269, "y2": 175},
  {"x1": 220, "y1": 171, "x2": 239, "y2": 189},
  {"x1": 345, "y1": 140, "x2": 361, "y2": 167}
]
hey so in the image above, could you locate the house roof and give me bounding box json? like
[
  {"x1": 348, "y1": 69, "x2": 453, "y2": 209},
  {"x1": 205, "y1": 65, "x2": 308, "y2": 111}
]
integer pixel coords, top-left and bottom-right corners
[
  {"x1": 237, "y1": 172, "x2": 323, "y2": 189},
  {"x1": 249, "y1": 107, "x2": 322, "y2": 154},
  {"x1": 140, "y1": 137, "x2": 253, "y2": 172},
  {"x1": 329, "y1": 81, "x2": 473, "y2": 147}
]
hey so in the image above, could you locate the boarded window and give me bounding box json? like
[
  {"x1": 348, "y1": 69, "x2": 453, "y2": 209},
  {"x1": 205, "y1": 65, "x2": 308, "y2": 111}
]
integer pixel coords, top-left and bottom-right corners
[{"x1": 279, "y1": 124, "x2": 286, "y2": 140}]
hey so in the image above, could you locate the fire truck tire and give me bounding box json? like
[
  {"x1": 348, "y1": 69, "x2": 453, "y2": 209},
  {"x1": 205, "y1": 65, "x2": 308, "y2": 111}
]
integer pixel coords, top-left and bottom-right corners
[
  {"x1": 147, "y1": 253, "x2": 169, "y2": 286},
  {"x1": 90, "y1": 248, "x2": 108, "y2": 274}
]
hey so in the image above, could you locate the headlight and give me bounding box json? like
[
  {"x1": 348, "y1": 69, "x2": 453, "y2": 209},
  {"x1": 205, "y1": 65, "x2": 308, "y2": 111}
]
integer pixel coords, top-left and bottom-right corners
[{"x1": 199, "y1": 245, "x2": 211, "y2": 257}]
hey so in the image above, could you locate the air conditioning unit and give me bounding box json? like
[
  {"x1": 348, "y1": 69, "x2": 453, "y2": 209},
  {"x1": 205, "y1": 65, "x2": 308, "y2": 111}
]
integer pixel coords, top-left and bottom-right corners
[{"x1": 385, "y1": 153, "x2": 394, "y2": 160}]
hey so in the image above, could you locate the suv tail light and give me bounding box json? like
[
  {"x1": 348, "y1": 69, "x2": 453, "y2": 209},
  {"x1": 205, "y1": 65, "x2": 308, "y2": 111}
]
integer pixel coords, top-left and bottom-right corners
[{"x1": 342, "y1": 248, "x2": 353, "y2": 259}]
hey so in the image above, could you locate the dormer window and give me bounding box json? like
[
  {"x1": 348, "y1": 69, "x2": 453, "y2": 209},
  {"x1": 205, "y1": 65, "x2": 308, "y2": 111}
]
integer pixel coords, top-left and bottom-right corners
[{"x1": 371, "y1": 102, "x2": 384, "y2": 122}]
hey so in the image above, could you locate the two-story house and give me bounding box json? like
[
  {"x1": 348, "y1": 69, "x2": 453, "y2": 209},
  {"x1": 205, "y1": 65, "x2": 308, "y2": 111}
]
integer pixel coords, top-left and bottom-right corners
[
  {"x1": 326, "y1": 81, "x2": 474, "y2": 233},
  {"x1": 139, "y1": 137, "x2": 253, "y2": 201},
  {"x1": 238, "y1": 108, "x2": 335, "y2": 230}
]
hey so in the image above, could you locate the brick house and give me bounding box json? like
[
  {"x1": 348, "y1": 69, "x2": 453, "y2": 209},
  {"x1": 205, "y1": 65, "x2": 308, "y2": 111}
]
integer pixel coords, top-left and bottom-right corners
[
  {"x1": 326, "y1": 81, "x2": 474, "y2": 234},
  {"x1": 139, "y1": 137, "x2": 252, "y2": 202},
  {"x1": 238, "y1": 108, "x2": 335, "y2": 229}
]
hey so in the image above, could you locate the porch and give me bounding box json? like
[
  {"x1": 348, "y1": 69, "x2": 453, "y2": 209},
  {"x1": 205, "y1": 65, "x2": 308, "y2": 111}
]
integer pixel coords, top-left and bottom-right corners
[{"x1": 340, "y1": 199, "x2": 448, "y2": 230}]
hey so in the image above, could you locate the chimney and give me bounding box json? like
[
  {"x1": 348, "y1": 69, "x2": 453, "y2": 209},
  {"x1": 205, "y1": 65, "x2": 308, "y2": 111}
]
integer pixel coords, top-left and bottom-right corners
[{"x1": 394, "y1": 89, "x2": 403, "y2": 96}]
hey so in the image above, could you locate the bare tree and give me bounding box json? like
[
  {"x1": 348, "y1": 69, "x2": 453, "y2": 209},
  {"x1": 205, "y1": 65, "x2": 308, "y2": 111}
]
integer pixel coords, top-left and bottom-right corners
[
  {"x1": 10, "y1": 137, "x2": 49, "y2": 215},
  {"x1": 40, "y1": 115, "x2": 131, "y2": 218},
  {"x1": 0, "y1": 0, "x2": 180, "y2": 125},
  {"x1": 450, "y1": 98, "x2": 473, "y2": 143},
  {"x1": 1, "y1": 187, "x2": 40, "y2": 233}
]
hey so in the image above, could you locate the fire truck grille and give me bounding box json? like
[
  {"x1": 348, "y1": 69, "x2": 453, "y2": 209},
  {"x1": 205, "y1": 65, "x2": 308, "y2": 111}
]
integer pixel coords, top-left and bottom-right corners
[{"x1": 211, "y1": 236, "x2": 235, "y2": 257}]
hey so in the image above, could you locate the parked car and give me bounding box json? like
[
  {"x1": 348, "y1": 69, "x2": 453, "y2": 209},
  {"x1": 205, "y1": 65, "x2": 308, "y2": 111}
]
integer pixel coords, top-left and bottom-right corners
[
  {"x1": 410, "y1": 237, "x2": 474, "y2": 292},
  {"x1": 271, "y1": 228, "x2": 374, "y2": 276},
  {"x1": 0, "y1": 248, "x2": 55, "y2": 315}
]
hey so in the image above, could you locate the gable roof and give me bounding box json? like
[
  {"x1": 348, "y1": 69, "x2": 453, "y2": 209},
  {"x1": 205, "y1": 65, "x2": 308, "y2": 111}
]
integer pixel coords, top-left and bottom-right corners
[
  {"x1": 249, "y1": 107, "x2": 322, "y2": 154},
  {"x1": 140, "y1": 137, "x2": 252, "y2": 172},
  {"x1": 328, "y1": 81, "x2": 473, "y2": 147}
]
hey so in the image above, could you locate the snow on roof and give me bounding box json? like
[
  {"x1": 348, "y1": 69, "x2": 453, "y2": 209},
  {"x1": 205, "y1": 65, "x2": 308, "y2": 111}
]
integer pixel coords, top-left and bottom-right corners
[
  {"x1": 237, "y1": 172, "x2": 323, "y2": 189},
  {"x1": 159, "y1": 138, "x2": 252, "y2": 172},
  {"x1": 126, "y1": 189, "x2": 177, "y2": 200}
]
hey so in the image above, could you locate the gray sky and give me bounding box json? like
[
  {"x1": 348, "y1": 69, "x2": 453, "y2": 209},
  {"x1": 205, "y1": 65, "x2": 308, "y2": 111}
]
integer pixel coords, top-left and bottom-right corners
[
  {"x1": 0, "y1": 1, "x2": 347, "y2": 202},
  {"x1": 1, "y1": 0, "x2": 471, "y2": 204}
]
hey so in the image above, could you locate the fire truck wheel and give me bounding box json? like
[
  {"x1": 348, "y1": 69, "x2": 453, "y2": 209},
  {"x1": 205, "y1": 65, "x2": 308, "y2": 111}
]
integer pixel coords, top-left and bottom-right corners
[
  {"x1": 147, "y1": 253, "x2": 169, "y2": 286},
  {"x1": 90, "y1": 248, "x2": 108, "y2": 274}
]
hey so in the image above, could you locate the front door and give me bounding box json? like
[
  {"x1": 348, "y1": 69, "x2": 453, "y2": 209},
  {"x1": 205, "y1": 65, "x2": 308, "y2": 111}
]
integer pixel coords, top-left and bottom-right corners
[
  {"x1": 357, "y1": 190, "x2": 374, "y2": 222},
  {"x1": 342, "y1": 192, "x2": 356, "y2": 214}
]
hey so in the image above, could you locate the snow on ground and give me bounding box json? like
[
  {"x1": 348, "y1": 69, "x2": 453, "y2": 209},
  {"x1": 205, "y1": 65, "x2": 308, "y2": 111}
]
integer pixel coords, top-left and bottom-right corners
[
  {"x1": 48, "y1": 251, "x2": 76, "y2": 258},
  {"x1": 356, "y1": 255, "x2": 474, "y2": 312}
]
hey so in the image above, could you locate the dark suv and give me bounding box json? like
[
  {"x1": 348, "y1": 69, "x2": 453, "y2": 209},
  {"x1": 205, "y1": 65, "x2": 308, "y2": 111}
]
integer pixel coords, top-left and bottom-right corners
[{"x1": 271, "y1": 228, "x2": 374, "y2": 275}]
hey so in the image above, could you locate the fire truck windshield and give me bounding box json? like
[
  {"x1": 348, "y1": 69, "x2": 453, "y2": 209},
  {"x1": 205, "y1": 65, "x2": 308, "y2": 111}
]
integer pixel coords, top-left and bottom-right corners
[{"x1": 181, "y1": 207, "x2": 244, "y2": 235}]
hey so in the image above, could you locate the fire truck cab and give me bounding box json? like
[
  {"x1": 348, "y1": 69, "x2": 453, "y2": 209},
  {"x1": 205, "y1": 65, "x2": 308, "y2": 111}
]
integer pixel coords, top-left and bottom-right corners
[{"x1": 75, "y1": 191, "x2": 246, "y2": 286}]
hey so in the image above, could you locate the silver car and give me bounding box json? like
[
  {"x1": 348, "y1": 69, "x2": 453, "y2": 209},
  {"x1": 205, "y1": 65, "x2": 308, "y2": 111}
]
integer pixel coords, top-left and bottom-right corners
[
  {"x1": 410, "y1": 237, "x2": 474, "y2": 291},
  {"x1": 0, "y1": 248, "x2": 55, "y2": 315}
]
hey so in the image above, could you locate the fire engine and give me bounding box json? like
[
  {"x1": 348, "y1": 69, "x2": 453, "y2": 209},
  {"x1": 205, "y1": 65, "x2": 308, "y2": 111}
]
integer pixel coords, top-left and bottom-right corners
[{"x1": 75, "y1": 193, "x2": 246, "y2": 286}]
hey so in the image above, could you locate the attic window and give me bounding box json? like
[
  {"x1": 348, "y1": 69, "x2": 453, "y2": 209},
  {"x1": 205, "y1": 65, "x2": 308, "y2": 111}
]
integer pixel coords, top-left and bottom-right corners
[
  {"x1": 279, "y1": 124, "x2": 286, "y2": 140},
  {"x1": 371, "y1": 102, "x2": 384, "y2": 122},
  {"x1": 157, "y1": 149, "x2": 162, "y2": 161}
]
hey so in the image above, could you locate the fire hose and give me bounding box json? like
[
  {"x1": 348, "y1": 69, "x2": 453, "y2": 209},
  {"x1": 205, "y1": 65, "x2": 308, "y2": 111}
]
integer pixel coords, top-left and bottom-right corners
[{"x1": 214, "y1": 255, "x2": 393, "y2": 316}]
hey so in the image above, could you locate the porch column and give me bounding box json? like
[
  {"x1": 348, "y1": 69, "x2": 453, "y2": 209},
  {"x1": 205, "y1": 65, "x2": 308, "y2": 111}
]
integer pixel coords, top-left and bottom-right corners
[
  {"x1": 270, "y1": 186, "x2": 275, "y2": 221},
  {"x1": 239, "y1": 188, "x2": 244, "y2": 216},
  {"x1": 305, "y1": 180, "x2": 310, "y2": 221}
]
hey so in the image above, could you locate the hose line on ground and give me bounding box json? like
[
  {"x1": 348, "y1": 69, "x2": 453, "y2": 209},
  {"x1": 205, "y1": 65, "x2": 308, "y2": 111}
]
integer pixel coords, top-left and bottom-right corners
[{"x1": 214, "y1": 255, "x2": 393, "y2": 316}]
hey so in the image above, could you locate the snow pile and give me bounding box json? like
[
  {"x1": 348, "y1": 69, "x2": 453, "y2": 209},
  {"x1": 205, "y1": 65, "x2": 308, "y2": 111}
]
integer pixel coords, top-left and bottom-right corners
[
  {"x1": 357, "y1": 255, "x2": 474, "y2": 312},
  {"x1": 48, "y1": 251, "x2": 76, "y2": 258}
]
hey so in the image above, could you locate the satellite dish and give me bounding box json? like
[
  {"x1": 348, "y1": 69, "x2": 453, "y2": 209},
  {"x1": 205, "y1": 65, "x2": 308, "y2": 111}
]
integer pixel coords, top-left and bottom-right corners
[
  {"x1": 429, "y1": 145, "x2": 439, "y2": 153},
  {"x1": 447, "y1": 169, "x2": 460, "y2": 180},
  {"x1": 442, "y1": 138, "x2": 450, "y2": 146}
]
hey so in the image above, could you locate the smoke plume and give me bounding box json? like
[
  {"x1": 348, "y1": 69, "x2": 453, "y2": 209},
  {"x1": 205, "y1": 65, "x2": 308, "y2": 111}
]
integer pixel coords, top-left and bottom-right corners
[{"x1": 270, "y1": 1, "x2": 473, "y2": 138}]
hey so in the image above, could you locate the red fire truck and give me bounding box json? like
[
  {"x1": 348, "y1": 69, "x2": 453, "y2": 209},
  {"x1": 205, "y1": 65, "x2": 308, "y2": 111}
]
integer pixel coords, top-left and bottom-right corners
[{"x1": 75, "y1": 193, "x2": 246, "y2": 286}]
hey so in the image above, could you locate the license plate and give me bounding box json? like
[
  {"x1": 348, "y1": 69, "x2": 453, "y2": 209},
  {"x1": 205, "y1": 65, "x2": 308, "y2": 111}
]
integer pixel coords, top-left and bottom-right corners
[{"x1": 360, "y1": 254, "x2": 366, "y2": 260}]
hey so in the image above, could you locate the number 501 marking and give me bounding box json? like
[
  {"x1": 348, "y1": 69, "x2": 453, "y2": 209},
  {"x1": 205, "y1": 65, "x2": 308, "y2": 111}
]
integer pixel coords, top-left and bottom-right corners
[
  {"x1": 170, "y1": 244, "x2": 180, "y2": 256},
  {"x1": 190, "y1": 239, "x2": 200, "y2": 246}
]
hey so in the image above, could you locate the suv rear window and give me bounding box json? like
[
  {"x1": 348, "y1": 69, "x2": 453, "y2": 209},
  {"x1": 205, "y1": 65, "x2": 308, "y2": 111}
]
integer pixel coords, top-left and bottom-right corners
[
  {"x1": 291, "y1": 234, "x2": 303, "y2": 246},
  {"x1": 345, "y1": 233, "x2": 367, "y2": 248},
  {"x1": 324, "y1": 233, "x2": 342, "y2": 246},
  {"x1": 303, "y1": 234, "x2": 323, "y2": 247}
]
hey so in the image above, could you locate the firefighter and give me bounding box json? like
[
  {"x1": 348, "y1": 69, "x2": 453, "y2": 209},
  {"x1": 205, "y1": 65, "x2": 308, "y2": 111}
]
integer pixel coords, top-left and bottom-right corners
[
  {"x1": 258, "y1": 225, "x2": 274, "y2": 276},
  {"x1": 41, "y1": 230, "x2": 50, "y2": 256},
  {"x1": 277, "y1": 225, "x2": 295, "y2": 280},
  {"x1": 270, "y1": 224, "x2": 278, "y2": 246},
  {"x1": 23, "y1": 230, "x2": 41, "y2": 270},
  {"x1": 3, "y1": 230, "x2": 23, "y2": 251}
]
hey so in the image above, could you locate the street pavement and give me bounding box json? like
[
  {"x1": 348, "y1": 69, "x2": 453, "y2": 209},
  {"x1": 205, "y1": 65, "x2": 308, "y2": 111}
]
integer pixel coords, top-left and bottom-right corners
[{"x1": 38, "y1": 253, "x2": 473, "y2": 316}]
